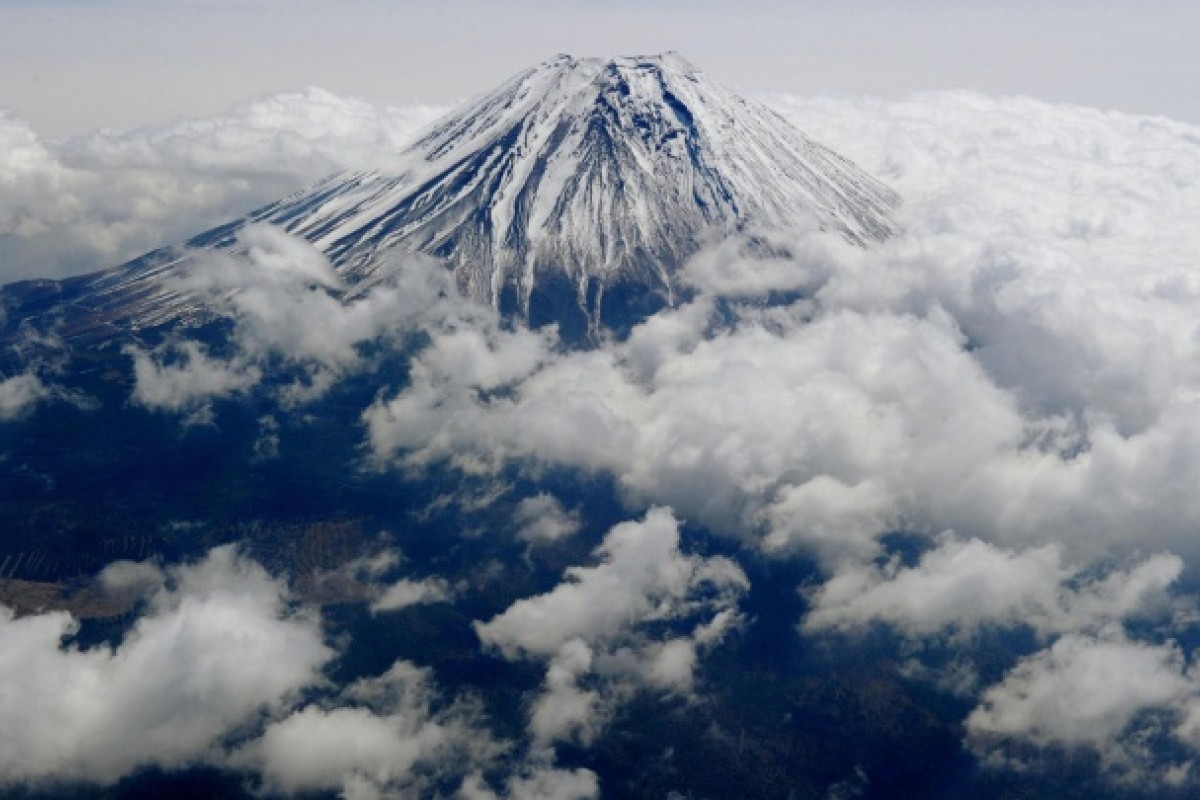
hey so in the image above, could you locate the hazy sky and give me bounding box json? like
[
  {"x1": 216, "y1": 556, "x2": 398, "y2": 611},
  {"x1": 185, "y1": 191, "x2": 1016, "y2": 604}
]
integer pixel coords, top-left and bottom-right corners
[{"x1": 2, "y1": 0, "x2": 1199, "y2": 138}]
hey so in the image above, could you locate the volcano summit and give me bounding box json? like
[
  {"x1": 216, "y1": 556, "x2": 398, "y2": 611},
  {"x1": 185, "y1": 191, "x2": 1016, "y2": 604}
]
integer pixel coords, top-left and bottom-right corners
[{"x1": 3, "y1": 52, "x2": 899, "y2": 342}]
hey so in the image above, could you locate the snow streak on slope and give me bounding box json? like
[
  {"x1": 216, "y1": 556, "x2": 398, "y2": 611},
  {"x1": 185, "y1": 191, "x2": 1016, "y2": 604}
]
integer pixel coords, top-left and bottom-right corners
[{"x1": 250, "y1": 52, "x2": 899, "y2": 313}]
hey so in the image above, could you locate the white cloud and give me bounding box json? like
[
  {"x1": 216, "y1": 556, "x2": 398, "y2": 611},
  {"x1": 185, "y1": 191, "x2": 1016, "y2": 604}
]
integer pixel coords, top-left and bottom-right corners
[
  {"x1": 803, "y1": 535, "x2": 1182, "y2": 639},
  {"x1": 768, "y1": 91, "x2": 1200, "y2": 435},
  {"x1": 476, "y1": 508, "x2": 747, "y2": 748},
  {"x1": 128, "y1": 224, "x2": 484, "y2": 411},
  {"x1": 126, "y1": 339, "x2": 261, "y2": 417},
  {"x1": 0, "y1": 330, "x2": 85, "y2": 418},
  {"x1": 679, "y1": 222, "x2": 850, "y2": 299},
  {"x1": 503, "y1": 765, "x2": 600, "y2": 800},
  {"x1": 97, "y1": 558, "x2": 166, "y2": 597},
  {"x1": 513, "y1": 494, "x2": 581, "y2": 544},
  {"x1": 178, "y1": 223, "x2": 381, "y2": 376},
  {"x1": 348, "y1": 90, "x2": 1200, "y2": 784},
  {"x1": 476, "y1": 508, "x2": 746, "y2": 662},
  {"x1": 0, "y1": 546, "x2": 494, "y2": 794},
  {"x1": 0, "y1": 91, "x2": 444, "y2": 283},
  {"x1": 0, "y1": 372, "x2": 50, "y2": 420},
  {"x1": 0, "y1": 546, "x2": 333, "y2": 787},
  {"x1": 15, "y1": 83, "x2": 1200, "y2": 788},
  {"x1": 966, "y1": 631, "x2": 1200, "y2": 778},
  {"x1": 365, "y1": 297, "x2": 1029, "y2": 563},
  {"x1": 804, "y1": 533, "x2": 1194, "y2": 778},
  {"x1": 296, "y1": 547, "x2": 458, "y2": 616},
  {"x1": 527, "y1": 639, "x2": 602, "y2": 747},
  {"x1": 233, "y1": 660, "x2": 496, "y2": 798},
  {"x1": 371, "y1": 577, "x2": 452, "y2": 614}
]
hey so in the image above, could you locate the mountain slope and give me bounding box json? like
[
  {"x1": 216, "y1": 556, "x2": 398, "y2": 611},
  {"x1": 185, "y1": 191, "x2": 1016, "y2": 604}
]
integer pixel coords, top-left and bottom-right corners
[{"x1": 1, "y1": 52, "x2": 899, "y2": 343}]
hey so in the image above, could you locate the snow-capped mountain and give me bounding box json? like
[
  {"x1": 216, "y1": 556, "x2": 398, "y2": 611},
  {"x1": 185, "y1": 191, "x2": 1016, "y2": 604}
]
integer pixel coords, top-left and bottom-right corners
[
  {"x1": 1, "y1": 52, "x2": 899, "y2": 342},
  {"x1": 249, "y1": 52, "x2": 899, "y2": 308}
]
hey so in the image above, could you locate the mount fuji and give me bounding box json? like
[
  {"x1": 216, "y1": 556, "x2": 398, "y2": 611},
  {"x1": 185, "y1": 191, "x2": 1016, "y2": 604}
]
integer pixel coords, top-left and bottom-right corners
[{"x1": 2, "y1": 52, "x2": 899, "y2": 342}]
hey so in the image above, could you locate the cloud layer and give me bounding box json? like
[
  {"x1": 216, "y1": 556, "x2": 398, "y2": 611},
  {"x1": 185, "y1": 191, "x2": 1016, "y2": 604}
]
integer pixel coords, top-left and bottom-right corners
[
  {"x1": 354, "y1": 90, "x2": 1200, "y2": 781},
  {"x1": 0, "y1": 90, "x2": 443, "y2": 284},
  {"x1": 9, "y1": 84, "x2": 1200, "y2": 790}
]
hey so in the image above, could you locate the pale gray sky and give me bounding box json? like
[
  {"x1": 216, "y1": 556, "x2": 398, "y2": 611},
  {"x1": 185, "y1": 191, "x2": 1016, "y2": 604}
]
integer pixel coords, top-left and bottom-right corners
[{"x1": 2, "y1": 0, "x2": 1199, "y2": 137}]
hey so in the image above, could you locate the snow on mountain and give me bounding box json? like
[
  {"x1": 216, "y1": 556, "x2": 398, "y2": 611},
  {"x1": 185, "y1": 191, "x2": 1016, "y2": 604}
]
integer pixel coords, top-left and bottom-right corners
[{"x1": 1, "y1": 52, "x2": 899, "y2": 342}]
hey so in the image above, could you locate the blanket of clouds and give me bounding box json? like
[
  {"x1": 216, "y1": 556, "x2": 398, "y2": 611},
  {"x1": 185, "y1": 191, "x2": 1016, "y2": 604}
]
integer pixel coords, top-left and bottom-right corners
[
  {"x1": 0, "y1": 89, "x2": 443, "y2": 284},
  {"x1": 7, "y1": 84, "x2": 1200, "y2": 793}
]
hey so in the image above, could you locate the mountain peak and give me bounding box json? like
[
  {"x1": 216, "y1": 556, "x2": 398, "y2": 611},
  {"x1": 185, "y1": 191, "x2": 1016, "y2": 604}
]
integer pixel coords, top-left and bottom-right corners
[
  {"x1": 3, "y1": 54, "x2": 901, "y2": 343},
  {"x1": 246, "y1": 51, "x2": 900, "y2": 328},
  {"x1": 604, "y1": 50, "x2": 699, "y2": 73},
  {"x1": 539, "y1": 51, "x2": 697, "y2": 72}
]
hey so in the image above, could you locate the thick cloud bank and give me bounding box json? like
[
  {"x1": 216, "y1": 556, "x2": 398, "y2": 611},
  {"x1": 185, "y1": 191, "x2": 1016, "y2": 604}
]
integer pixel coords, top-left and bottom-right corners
[
  {"x1": 0, "y1": 90, "x2": 443, "y2": 283},
  {"x1": 365, "y1": 90, "x2": 1200, "y2": 566},
  {"x1": 357, "y1": 90, "x2": 1200, "y2": 781}
]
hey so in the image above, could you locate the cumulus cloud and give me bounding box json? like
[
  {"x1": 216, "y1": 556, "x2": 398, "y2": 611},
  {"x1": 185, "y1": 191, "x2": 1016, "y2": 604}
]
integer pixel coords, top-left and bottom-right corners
[
  {"x1": 232, "y1": 660, "x2": 496, "y2": 798},
  {"x1": 371, "y1": 577, "x2": 452, "y2": 613},
  {"x1": 768, "y1": 91, "x2": 1200, "y2": 436},
  {"x1": 364, "y1": 292, "x2": 1028, "y2": 562},
  {"x1": 0, "y1": 91, "x2": 444, "y2": 284},
  {"x1": 477, "y1": 508, "x2": 746, "y2": 662},
  {"x1": 128, "y1": 223, "x2": 482, "y2": 411},
  {"x1": 966, "y1": 631, "x2": 1200, "y2": 780},
  {"x1": 126, "y1": 339, "x2": 261, "y2": 419},
  {"x1": 0, "y1": 546, "x2": 333, "y2": 787},
  {"x1": 501, "y1": 766, "x2": 600, "y2": 800},
  {"x1": 0, "y1": 330, "x2": 87, "y2": 419},
  {"x1": 97, "y1": 557, "x2": 167, "y2": 596},
  {"x1": 805, "y1": 538, "x2": 1199, "y2": 783},
  {"x1": 0, "y1": 546, "x2": 495, "y2": 795},
  {"x1": 0, "y1": 372, "x2": 50, "y2": 420},
  {"x1": 294, "y1": 547, "x2": 460, "y2": 613},
  {"x1": 476, "y1": 508, "x2": 747, "y2": 747},
  {"x1": 803, "y1": 536, "x2": 1182, "y2": 639},
  {"x1": 526, "y1": 639, "x2": 602, "y2": 747},
  {"x1": 513, "y1": 494, "x2": 581, "y2": 543}
]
